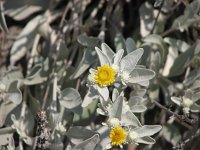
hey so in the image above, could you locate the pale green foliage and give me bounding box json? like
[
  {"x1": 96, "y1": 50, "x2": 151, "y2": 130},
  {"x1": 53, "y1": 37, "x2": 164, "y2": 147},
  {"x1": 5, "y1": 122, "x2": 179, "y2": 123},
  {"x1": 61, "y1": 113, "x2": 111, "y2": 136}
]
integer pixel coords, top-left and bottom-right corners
[{"x1": 1, "y1": 0, "x2": 200, "y2": 149}]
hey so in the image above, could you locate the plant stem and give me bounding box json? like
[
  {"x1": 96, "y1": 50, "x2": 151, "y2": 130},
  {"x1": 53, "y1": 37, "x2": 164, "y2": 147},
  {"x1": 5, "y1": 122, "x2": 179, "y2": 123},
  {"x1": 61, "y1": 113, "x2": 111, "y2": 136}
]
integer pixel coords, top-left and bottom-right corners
[
  {"x1": 150, "y1": 0, "x2": 164, "y2": 34},
  {"x1": 153, "y1": 100, "x2": 197, "y2": 125}
]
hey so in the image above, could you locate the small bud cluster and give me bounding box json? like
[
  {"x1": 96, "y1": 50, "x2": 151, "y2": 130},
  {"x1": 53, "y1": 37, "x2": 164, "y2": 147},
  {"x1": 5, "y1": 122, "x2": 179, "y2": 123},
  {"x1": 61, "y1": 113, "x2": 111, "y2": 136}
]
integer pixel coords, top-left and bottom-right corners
[{"x1": 35, "y1": 110, "x2": 50, "y2": 150}]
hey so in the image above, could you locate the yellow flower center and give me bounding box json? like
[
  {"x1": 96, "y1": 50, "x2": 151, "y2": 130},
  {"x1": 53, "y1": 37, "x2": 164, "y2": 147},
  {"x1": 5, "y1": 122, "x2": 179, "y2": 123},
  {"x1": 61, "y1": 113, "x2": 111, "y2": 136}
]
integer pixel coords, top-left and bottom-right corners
[
  {"x1": 109, "y1": 126, "x2": 127, "y2": 146},
  {"x1": 95, "y1": 65, "x2": 116, "y2": 87}
]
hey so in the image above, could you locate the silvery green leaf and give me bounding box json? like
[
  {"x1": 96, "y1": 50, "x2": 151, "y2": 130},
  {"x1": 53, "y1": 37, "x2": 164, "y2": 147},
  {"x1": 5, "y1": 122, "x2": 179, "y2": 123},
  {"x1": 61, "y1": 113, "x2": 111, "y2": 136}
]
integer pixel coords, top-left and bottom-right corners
[
  {"x1": 96, "y1": 86, "x2": 109, "y2": 101},
  {"x1": 112, "y1": 88, "x2": 119, "y2": 102},
  {"x1": 59, "y1": 88, "x2": 82, "y2": 114},
  {"x1": 56, "y1": 39, "x2": 69, "y2": 61},
  {"x1": 125, "y1": 38, "x2": 136, "y2": 54},
  {"x1": 184, "y1": 89, "x2": 193, "y2": 100},
  {"x1": 113, "y1": 49, "x2": 124, "y2": 65},
  {"x1": 172, "y1": 0, "x2": 200, "y2": 31},
  {"x1": 95, "y1": 47, "x2": 110, "y2": 66},
  {"x1": 137, "y1": 80, "x2": 150, "y2": 87},
  {"x1": 4, "y1": 0, "x2": 52, "y2": 20},
  {"x1": 184, "y1": 69, "x2": 200, "y2": 86},
  {"x1": 162, "y1": 124, "x2": 181, "y2": 146},
  {"x1": 131, "y1": 89, "x2": 147, "y2": 97},
  {"x1": 144, "y1": 34, "x2": 168, "y2": 63},
  {"x1": 73, "y1": 100, "x2": 98, "y2": 125},
  {"x1": 162, "y1": 43, "x2": 178, "y2": 76},
  {"x1": 96, "y1": 107, "x2": 106, "y2": 116},
  {"x1": 140, "y1": 44, "x2": 152, "y2": 66},
  {"x1": 169, "y1": 43, "x2": 195, "y2": 77},
  {"x1": 67, "y1": 126, "x2": 97, "y2": 140},
  {"x1": 139, "y1": 2, "x2": 155, "y2": 37},
  {"x1": 101, "y1": 43, "x2": 114, "y2": 64},
  {"x1": 131, "y1": 105, "x2": 147, "y2": 113},
  {"x1": 4, "y1": 80, "x2": 22, "y2": 105},
  {"x1": 121, "y1": 111, "x2": 142, "y2": 127},
  {"x1": 129, "y1": 68, "x2": 155, "y2": 84},
  {"x1": 72, "y1": 48, "x2": 96, "y2": 79},
  {"x1": 136, "y1": 136, "x2": 155, "y2": 144},
  {"x1": 128, "y1": 96, "x2": 144, "y2": 106},
  {"x1": 114, "y1": 33, "x2": 126, "y2": 51},
  {"x1": 134, "y1": 125, "x2": 162, "y2": 137},
  {"x1": 164, "y1": 37, "x2": 189, "y2": 53},
  {"x1": 192, "y1": 92, "x2": 200, "y2": 102},
  {"x1": 23, "y1": 65, "x2": 47, "y2": 85},
  {"x1": 77, "y1": 35, "x2": 100, "y2": 47},
  {"x1": 120, "y1": 48, "x2": 144, "y2": 73},
  {"x1": 190, "y1": 104, "x2": 200, "y2": 112},
  {"x1": 0, "y1": 2, "x2": 8, "y2": 33},
  {"x1": 73, "y1": 134, "x2": 99, "y2": 150},
  {"x1": 0, "y1": 67, "x2": 23, "y2": 86},
  {"x1": 109, "y1": 96, "x2": 123, "y2": 119},
  {"x1": 82, "y1": 86, "x2": 98, "y2": 107},
  {"x1": 10, "y1": 15, "x2": 48, "y2": 65},
  {"x1": 150, "y1": 51, "x2": 161, "y2": 73},
  {"x1": 171, "y1": 97, "x2": 182, "y2": 106}
]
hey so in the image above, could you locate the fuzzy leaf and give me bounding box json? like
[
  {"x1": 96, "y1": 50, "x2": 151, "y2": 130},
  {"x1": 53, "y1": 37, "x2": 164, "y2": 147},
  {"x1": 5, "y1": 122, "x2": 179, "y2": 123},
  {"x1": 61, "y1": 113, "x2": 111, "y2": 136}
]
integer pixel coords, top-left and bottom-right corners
[
  {"x1": 4, "y1": 80, "x2": 22, "y2": 105},
  {"x1": 73, "y1": 134, "x2": 99, "y2": 150},
  {"x1": 131, "y1": 105, "x2": 147, "y2": 113},
  {"x1": 171, "y1": 97, "x2": 182, "y2": 106},
  {"x1": 101, "y1": 43, "x2": 114, "y2": 64},
  {"x1": 109, "y1": 96, "x2": 123, "y2": 119},
  {"x1": 125, "y1": 38, "x2": 136, "y2": 54},
  {"x1": 112, "y1": 88, "x2": 119, "y2": 102},
  {"x1": 120, "y1": 48, "x2": 144, "y2": 73},
  {"x1": 136, "y1": 136, "x2": 155, "y2": 144},
  {"x1": 114, "y1": 33, "x2": 126, "y2": 51},
  {"x1": 193, "y1": 92, "x2": 200, "y2": 102},
  {"x1": 59, "y1": 88, "x2": 82, "y2": 115},
  {"x1": 97, "y1": 86, "x2": 109, "y2": 101},
  {"x1": 10, "y1": 15, "x2": 49, "y2": 65},
  {"x1": 129, "y1": 68, "x2": 155, "y2": 84},
  {"x1": 121, "y1": 111, "x2": 142, "y2": 127},
  {"x1": 134, "y1": 125, "x2": 162, "y2": 137},
  {"x1": 77, "y1": 35, "x2": 100, "y2": 47},
  {"x1": 144, "y1": 34, "x2": 168, "y2": 63},
  {"x1": 190, "y1": 104, "x2": 200, "y2": 112},
  {"x1": 95, "y1": 47, "x2": 110, "y2": 66},
  {"x1": 4, "y1": 0, "x2": 52, "y2": 20},
  {"x1": 113, "y1": 49, "x2": 124, "y2": 65},
  {"x1": 169, "y1": 45, "x2": 195, "y2": 77},
  {"x1": 67, "y1": 126, "x2": 97, "y2": 140},
  {"x1": 72, "y1": 48, "x2": 96, "y2": 79},
  {"x1": 82, "y1": 86, "x2": 98, "y2": 107}
]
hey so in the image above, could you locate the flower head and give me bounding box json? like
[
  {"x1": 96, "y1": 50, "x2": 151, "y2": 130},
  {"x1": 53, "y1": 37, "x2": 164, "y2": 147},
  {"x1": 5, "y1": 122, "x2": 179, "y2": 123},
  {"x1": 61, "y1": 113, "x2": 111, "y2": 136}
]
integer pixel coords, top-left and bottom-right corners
[
  {"x1": 109, "y1": 126, "x2": 127, "y2": 146},
  {"x1": 95, "y1": 65, "x2": 116, "y2": 87},
  {"x1": 182, "y1": 97, "x2": 193, "y2": 108},
  {"x1": 127, "y1": 130, "x2": 138, "y2": 143},
  {"x1": 120, "y1": 71, "x2": 130, "y2": 83},
  {"x1": 107, "y1": 118, "x2": 120, "y2": 127}
]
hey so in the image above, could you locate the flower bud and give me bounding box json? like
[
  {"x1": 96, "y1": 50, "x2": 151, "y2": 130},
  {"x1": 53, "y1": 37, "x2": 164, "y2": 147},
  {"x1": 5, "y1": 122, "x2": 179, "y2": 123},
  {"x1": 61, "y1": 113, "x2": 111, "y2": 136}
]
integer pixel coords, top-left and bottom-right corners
[
  {"x1": 128, "y1": 130, "x2": 138, "y2": 143},
  {"x1": 107, "y1": 118, "x2": 120, "y2": 127}
]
